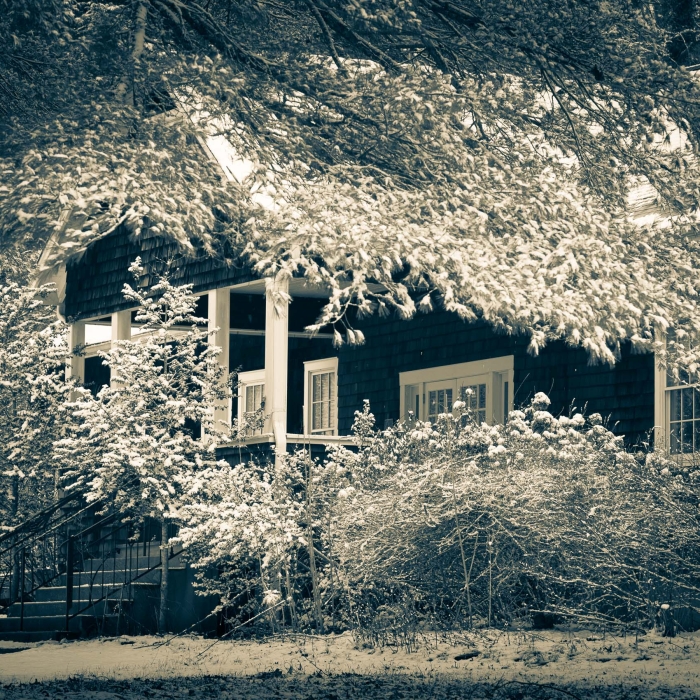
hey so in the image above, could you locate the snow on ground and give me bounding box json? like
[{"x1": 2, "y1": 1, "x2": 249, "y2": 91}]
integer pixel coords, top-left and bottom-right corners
[{"x1": 0, "y1": 628, "x2": 699, "y2": 698}]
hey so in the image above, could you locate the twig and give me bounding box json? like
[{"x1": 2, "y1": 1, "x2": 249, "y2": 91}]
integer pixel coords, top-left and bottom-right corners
[{"x1": 194, "y1": 598, "x2": 286, "y2": 658}]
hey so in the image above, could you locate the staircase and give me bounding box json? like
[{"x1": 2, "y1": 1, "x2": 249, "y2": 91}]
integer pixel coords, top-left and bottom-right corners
[{"x1": 0, "y1": 497, "x2": 184, "y2": 641}]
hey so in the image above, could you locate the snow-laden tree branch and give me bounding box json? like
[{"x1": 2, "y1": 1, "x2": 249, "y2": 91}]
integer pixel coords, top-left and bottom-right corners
[{"x1": 4, "y1": 1, "x2": 700, "y2": 366}]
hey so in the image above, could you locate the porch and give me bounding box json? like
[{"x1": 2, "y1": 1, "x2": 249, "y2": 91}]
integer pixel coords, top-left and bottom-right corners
[{"x1": 67, "y1": 277, "x2": 356, "y2": 464}]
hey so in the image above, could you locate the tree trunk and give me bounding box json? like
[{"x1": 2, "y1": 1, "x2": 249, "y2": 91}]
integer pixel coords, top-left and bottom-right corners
[
  {"x1": 305, "y1": 464, "x2": 324, "y2": 633},
  {"x1": 159, "y1": 518, "x2": 169, "y2": 634},
  {"x1": 115, "y1": 2, "x2": 148, "y2": 107}
]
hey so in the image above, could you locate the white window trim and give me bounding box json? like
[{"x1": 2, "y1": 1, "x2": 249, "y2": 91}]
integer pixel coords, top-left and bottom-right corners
[
  {"x1": 653, "y1": 343, "x2": 666, "y2": 452},
  {"x1": 236, "y1": 368, "x2": 266, "y2": 425},
  {"x1": 654, "y1": 337, "x2": 700, "y2": 461},
  {"x1": 399, "y1": 356, "x2": 514, "y2": 425},
  {"x1": 303, "y1": 357, "x2": 339, "y2": 436}
]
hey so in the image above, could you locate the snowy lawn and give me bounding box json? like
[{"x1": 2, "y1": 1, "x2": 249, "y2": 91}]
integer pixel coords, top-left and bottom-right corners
[{"x1": 0, "y1": 629, "x2": 699, "y2": 698}]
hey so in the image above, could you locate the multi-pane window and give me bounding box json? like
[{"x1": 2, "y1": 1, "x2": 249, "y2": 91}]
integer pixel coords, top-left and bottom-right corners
[
  {"x1": 245, "y1": 383, "x2": 264, "y2": 413},
  {"x1": 311, "y1": 371, "x2": 336, "y2": 434},
  {"x1": 236, "y1": 369, "x2": 266, "y2": 436},
  {"x1": 399, "y1": 357, "x2": 514, "y2": 427},
  {"x1": 461, "y1": 383, "x2": 487, "y2": 424},
  {"x1": 304, "y1": 358, "x2": 338, "y2": 436},
  {"x1": 666, "y1": 367, "x2": 700, "y2": 455},
  {"x1": 428, "y1": 387, "x2": 453, "y2": 422},
  {"x1": 244, "y1": 383, "x2": 265, "y2": 435}
]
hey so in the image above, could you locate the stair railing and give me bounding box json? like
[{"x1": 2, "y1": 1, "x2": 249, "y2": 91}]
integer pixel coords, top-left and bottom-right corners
[
  {"x1": 1, "y1": 495, "x2": 180, "y2": 635},
  {"x1": 0, "y1": 489, "x2": 91, "y2": 614},
  {"x1": 65, "y1": 520, "x2": 180, "y2": 634}
]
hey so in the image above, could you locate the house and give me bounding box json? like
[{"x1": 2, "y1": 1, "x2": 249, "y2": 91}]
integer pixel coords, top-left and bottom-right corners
[
  {"x1": 6, "y1": 179, "x2": 691, "y2": 641},
  {"x1": 39, "y1": 219, "x2": 682, "y2": 464}
]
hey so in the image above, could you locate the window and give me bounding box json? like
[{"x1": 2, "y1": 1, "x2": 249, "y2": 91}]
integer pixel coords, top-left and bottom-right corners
[
  {"x1": 668, "y1": 381, "x2": 700, "y2": 454},
  {"x1": 236, "y1": 369, "x2": 266, "y2": 435},
  {"x1": 654, "y1": 331, "x2": 700, "y2": 459},
  {"x1": 461, "y1": 382, "x2": 487, "y2": 424},
  {"x1": 427, "y1": 382, "x2": 453, "y2": 423},
  {"x1": 304, "y1": 357, "x2": 338, "y2": 435},
  {"x1": 658, "y1": 364, "x2": 700, "y2": 456},
  {"x1": 400, "y1": 356, "x2": 514, "y2": 425}
]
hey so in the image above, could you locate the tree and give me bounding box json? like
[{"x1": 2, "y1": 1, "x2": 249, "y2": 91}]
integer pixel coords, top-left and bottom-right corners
[
  {"x1": 3, "y1": 1, "x2": 700, "y2": 367},
  {"x1": 54, "y1": 259, "x2": 227, "y2": 632},
  {"x1": 0, "y1": 252, "x2": 70, "y2": 601}
]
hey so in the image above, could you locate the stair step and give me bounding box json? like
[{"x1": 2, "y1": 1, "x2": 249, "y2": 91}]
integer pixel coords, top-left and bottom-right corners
[
  {"x1": 75, "y1": 557, "x2": 163, "y2": 573},
  {"x1": 0, "y1": 630, "x2": 64, "y2": 642},
  {"x1": 0, "y1": 614, "x2": 99, "y2": 634},
  {"x1": 34, "y1": 584, "x2": 113, "y2": 602},
  {"x1": 55, "y1": 568, "x2": 165, "y2": 587},
  {"x1": 0, "y1": 613, "x2": 127, "y2": 640},
  {"x1": 7, "y1": 598, "x2": 133, "y2": 618}
]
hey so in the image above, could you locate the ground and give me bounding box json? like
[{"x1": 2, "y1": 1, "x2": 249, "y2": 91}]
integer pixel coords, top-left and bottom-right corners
[{"x1": 0, "y1": 628, "x2": 699, "y2": 699}]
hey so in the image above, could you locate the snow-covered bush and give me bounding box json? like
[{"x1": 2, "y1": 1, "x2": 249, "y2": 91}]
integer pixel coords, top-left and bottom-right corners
[
  {"x1": 176, "y1": 458, "x2": 305, "y2": 620},
  {"x1": 327, "y1": 394, "x2": 700, "y2": 636},
  {"x1": 174, "y1": 393, "x2": 700, "y2": 638},
  {"x1": 54, "y1": 261, "x2": 229, "y2": 631},
  {"x1": 176, "y1": 447, "x2": 353, "y2": 634}
]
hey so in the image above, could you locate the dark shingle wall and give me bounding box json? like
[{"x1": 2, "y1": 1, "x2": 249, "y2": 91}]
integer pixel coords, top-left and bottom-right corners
[
  {"x1": 337, "y1": 311, "x2": 654, "y2": 447},
  {"x1": 64, "y1": 224, "x2": 257, "y2": 320}
]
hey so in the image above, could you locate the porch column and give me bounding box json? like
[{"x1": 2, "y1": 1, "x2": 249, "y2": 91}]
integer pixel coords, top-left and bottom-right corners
[
  {"x1": 264, "y1": 276, "x2": 289, "y2": 467},
  {"x1": 109, "y1": 311, "x2": 131, "y2": 388},
  {"x1": 111, "y1": 310, "x2": 131, "y2": 342},
  {"x1": 208, "y1": 288, "x2": 231, "y2": 431},
  {"x1": 66, "y1": 321, "x2": 85, "y2": 384},
  {"x1": 654, "y1": 347, "x2": 666, "y2": 451}
]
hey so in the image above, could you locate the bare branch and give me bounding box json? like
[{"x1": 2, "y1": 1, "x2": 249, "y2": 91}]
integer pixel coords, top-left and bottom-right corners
[
  {"x1": 304, "y1": 0, "x2": 345, "y2": 73},
  {"x1": 313, "y1": 2, "x2": 401, "y2": 71}
]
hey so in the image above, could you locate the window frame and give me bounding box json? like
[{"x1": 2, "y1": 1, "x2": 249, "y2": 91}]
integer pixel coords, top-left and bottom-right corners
[
  {"x1": 236, "y1": 368, "x2": 266, "y2": 434},
  {"x1": 399, "y1": 356, "x2": 514, "y2": 425},
  {"x1": 654, "y1": 337, "x2": 700, "y2": 460},
  {"x1": 303, "y1": 357, "x2": 339, "y2": 436}
]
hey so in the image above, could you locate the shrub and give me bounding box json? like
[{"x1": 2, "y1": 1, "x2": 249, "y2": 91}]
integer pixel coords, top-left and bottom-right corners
[
  {"x1": 180, "y1": 394, "x2": 700, "y2": 638},
  {"x1": 328, "y1": 395, "x2": 700, "y2": 635}
]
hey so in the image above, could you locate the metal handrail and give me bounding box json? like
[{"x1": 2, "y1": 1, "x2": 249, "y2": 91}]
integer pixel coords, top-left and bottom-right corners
[
  {"x1": 2, "y1": 488, "x2": 179, "y2": 637},
  {"x1": 0, "y1": 489, "x2": 86, "y2": 554},
  {"x1": 67, "y1": 544, "x2": 180, "y2": 623},
  {"x1": 5, "y1": 510, "x2": 123, "y2": 609}
]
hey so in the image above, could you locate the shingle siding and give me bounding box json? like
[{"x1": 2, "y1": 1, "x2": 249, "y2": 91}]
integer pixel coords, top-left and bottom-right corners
[
  {"x1": 64, "y1": 224, "x2": 258, "y2": 320},
  {"x1": 337, "y1": 311, "x2": 654, "y2": 446}
]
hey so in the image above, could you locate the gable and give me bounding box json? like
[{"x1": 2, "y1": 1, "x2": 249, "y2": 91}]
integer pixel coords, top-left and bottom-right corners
[{"x1": 64, "y1": 224, "x2": 258, "y2": 320}]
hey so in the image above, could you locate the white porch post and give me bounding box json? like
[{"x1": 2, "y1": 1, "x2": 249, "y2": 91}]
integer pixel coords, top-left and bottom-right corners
[
  {"x1": 654, "y1": 348, "x2": 666, "y2": 452},
  {"x1": 66, "y1": 321, "x2": 86, "y2": 384},
  {"x1": 264, "y1": 277, "x2": 289, "y2": 467},
  {"x1": 208, "y1": 288, "x2": 231, "y2": 430},
  {"x1": 111, "y1": 310, "x2": 131, "y2": 343},
  {"x1": 109, "y1": 311, "x2": 131, "y2": 388}
]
